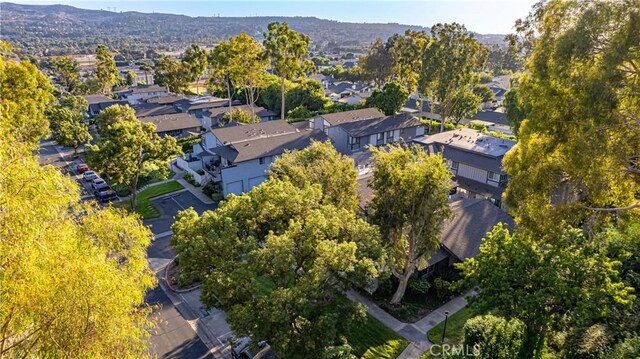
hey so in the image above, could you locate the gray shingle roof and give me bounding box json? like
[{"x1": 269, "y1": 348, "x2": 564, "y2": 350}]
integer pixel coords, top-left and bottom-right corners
[
  {"x1": 133, "y1": 103, "x2": 179, "y2": 118},
  {"x1": 130, "y1": 84, "x2": 167, "y2": 94},
  {"x1": 338, "y1": 113, "x2": 422, "y2": 137},
  {"x1": 440, "y1": 199, "x2": 515, "y2": 261},
  {"x1": 145, "y1": 95, "x2": 185, "y2": 104},
  {"x1": 210, "y1": 120, "x2": 296, "y2": 145},
  {"x1": 82, "y1": 94, "x2": 114, "y2": 105},
  {"x1": 211, "y1": 130, "x2": 328, "y2": 163},
  {"x1": 319, "y1": 108, "x2": 384, "y2": 126},
  {"x1": 471, "y1": 111, "x2": 509, "y2": 125},
  {"x1": 139, "y1": 113, "x2": 201, "y2": 133}
]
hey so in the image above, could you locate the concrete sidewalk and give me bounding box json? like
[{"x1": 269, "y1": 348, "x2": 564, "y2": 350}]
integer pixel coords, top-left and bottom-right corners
[
  {"x1": 347, "y1": 288, "x2": 478, "y2": 359},
  {"x1": 171, "y1": 164, "x2": 216, "y2": 205}
]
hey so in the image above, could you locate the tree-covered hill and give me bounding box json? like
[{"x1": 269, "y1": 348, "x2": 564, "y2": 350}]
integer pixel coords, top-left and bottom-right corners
[{"x1": 0, "y1": 2, "x2": 505, "y2": 56}]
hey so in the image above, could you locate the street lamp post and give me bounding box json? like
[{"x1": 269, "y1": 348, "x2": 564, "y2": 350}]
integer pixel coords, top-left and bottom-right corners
[{"x1": 441, "y1": 311, "x2": 449, "y2": 344}]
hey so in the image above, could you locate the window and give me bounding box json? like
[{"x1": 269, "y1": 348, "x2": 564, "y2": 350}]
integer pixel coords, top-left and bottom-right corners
[
  {"x1": 488, "y1": 171, "x2": 501, "y2": 182},
  {"x1": 350, "y1": 136, "x2": 360, "y2": 151},
  {"x1": 376, "y1": 132, "x2": 384, "y2": 145},
  {"x1": 387, "y1": 130, "x2": 395, "y2": 142},
  {"x1": 445, "y1": 159, "x2": 459, "y2": 171},
  {"x1": 259, "y1": 157, "x2": 266, "y2": 165}
]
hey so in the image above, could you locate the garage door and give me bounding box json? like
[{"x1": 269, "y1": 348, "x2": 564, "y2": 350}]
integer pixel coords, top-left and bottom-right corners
[
  {"x1": 248, "y1": 176, "x2": 267, "y2": 189},
  {"x1": 226, "y1": 181, "x2": 244, "y2": 196}
]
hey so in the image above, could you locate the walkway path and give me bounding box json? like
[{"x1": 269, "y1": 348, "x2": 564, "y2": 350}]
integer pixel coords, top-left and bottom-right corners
[
  {"x1": 170, "y1": 163, "x2": 216, "y2": 204},
  {"x1": 347, "y1": 288, "x2": 477, "y2": 359}
]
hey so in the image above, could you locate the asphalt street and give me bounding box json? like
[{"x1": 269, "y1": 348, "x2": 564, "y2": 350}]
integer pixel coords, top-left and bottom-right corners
[{"x1": 147, "y1": 286, "x2": 214, "y2": 359}]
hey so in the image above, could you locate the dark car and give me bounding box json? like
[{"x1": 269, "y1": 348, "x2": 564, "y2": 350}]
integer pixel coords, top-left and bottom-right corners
[{"x1": 94, "y1": 185, "x2": 117, "y2": 202}]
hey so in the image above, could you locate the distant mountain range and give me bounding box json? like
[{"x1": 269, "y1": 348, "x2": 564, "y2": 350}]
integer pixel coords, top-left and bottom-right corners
[{"x1": 0, "y1": 2, "x2": 507, "y2": 56}]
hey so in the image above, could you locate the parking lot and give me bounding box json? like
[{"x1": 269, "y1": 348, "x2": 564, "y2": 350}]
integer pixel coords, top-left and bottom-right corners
[{"x1": 144, "y1": 191, "x2": 217, "y2": 235}]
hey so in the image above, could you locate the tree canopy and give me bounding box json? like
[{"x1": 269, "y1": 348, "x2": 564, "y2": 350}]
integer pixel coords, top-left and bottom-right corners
[
  {"x1": 154, "y1": 55, "x2": 190, "y2": 94},
  {"x1": 0, "y1": 42, "x2": 156, "y2": 357},
  {"x1": 87, "y1": 105, "x2": 181, "y2": 209},
  {"x1": 369, "y1": 144, "x2": 452, "y2": 305},
  {"x1": 365, "y1": 81, "x2": 409, "y2": 115},
  {"x1": 263, "y1": 22, "x2": 314, "y2": 120},
  {"x1": 95, "y1": 44, "x2": 119, "y2": 93},
  {"x1": 171, "y1": 179, "x2": 384, "y2": 358},
  {"x1": 269, "y1": 141, "x2": 359, "y2": 211},
  {"x1": 419, "y1": 23, "x2": 487, "y2": 132}
]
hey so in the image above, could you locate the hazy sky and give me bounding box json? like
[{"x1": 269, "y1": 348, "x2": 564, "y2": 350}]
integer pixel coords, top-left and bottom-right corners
[{"x1": 14, "y1": 1, "x2": 537, "y2": 34}]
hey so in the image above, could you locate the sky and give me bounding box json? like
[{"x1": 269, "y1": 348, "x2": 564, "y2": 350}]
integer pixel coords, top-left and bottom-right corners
[{"x1": 13, "y1": 0, "x2": 537, "y2": 34}]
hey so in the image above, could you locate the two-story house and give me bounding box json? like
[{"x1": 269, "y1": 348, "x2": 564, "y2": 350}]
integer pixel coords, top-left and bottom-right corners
[
  {"x1": 310, "y1": 108, "x2": 425, "y2": 154},
  {"x1": 413, "y1": 128, "x2": 516, "y2": 208},
  {"x1": 195, "y1": 120, "x2": 328, "y2": 196}
]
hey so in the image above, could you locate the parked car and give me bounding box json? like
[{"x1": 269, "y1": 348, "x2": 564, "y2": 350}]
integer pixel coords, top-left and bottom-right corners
[
  {"x1": 91, "y1": 178, "x2": 106, "y2": 190},
  {"x1": 83, "y1": 171, "x2": 98, "y2": 181},
  {"x1": 94, "y1": 185, "x2": 117, "y2": 202},
  {"x1": 231, "y1": 337, "x2": 276, "y2": 359},
  {"x1": 76, "y1": 163, "x2": 90, "y2": 173}
]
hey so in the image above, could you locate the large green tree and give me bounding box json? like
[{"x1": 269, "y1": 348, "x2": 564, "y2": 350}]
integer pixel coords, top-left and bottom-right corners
[
  {"x1": 460, "y1": 225, "x2": 634, "y2": 358},
  {"x1": 0, "y1": 45, "x2": 54, "y2": 146},
  {"x1": 269, "y1": 141, "x2": 359, "y2": 211},
  {"x1": 365, "y1": 81, "x2": 409, "y2": 115},
  {"x1": 208, "y1": 40, "x2": 236, "y2": 118},
  {"x1": 46, "y1": 104, "x2": 91, "y2": 157},
  {"x1": 87, "y1": 105, "x2": 181, "y2": 209},
  {"x1": 369, "y1": 144, "x2": 452, "y2": 305},
  {"x1": 94, "y1": 44, "x2": 119, "y2": 94},
  {"x1": 0, "y1": 44, "x2": 156, "y2": 357},
  {"x1": 502, "y1": 0, "x2": 640, "y2": 231},
  {"x1": 171, "y1": 179, "x2": 384, "y2": 358},
  {"x1": 419, "y1": 23, "x2": 488, "y2": 132},
  {"x1": 389, "y1": 30, "x2": 430, "y2": 94},
  {"x1": 50, "y1": 56, "x2": 82, "y2": 93},
  {"x1": 263, "y1": 22, "x2": 314, "y2": 120},
  {"x1": 359, "y1": 38, "x2": 395, "y2": 88},
  {"x1": 182, "y1": 44, "x2": 208, "y2": 94},
  {"x1": 154, "y1": 56, "x2": 189, "y2": 93},
  {"x1": 228, "y1": 33, "x2": 269, "y2": 117}
]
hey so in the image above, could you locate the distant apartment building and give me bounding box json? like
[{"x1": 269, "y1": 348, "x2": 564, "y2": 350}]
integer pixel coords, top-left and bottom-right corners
[{"x1": 413, "y1": 127, "x2": 516, "y2": 208}]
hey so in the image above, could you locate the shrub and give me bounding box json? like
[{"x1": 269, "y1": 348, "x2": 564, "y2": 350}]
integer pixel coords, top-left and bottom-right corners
[
  {"x1": 464, "y1": 315, "x2": 526, "y2": 359},
  {"x1": 183, "y1": 172, "x2": 200, "y2": 187},
  {"x1": 407, "y1": 277, "x2": 431, "y2": 295},
  {"x1": 434, "y1": 277, "x2": 459, "y2": 301},
  {"x1": 202, "y1": 180, "x2": 222, "y2": 197},
  {"x1": 196, "y1": 169, "x2": 205, "y2": 175}
]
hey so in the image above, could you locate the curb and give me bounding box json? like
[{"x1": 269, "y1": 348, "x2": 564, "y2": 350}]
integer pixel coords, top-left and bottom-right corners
[{"x1": 163, "y1": 258, "x2": 202, "y2": 294}]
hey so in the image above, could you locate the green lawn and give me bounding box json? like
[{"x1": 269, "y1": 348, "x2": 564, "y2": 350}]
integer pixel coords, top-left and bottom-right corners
[
  {"x1": 346, "y1": 314, "x2": 409, "y2": 359},
  {"x1": 113, "y1": 180, "x2": 184, "y2": 219},
  {"x1": 426, "y1": 307, "x2": 475, "y2": 346}
]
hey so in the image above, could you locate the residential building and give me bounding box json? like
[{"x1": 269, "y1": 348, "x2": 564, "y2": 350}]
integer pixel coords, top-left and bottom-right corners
[
  {"x1": 420, "y1": 198, "x2": 516, "y2": 277},
  {"x1": 195, "y1": 120, "x2": 328, "y2": 196},
  {"x1": 139, "y1": 113, "x2": 201, "y2": 138},
  {"x1": 82, "y1": 94, "x2": 127, "y2": 118},
  {"x1": 203, "y1": 105, "x2": 277, "y2": 128},
  {"x1": 310, "y1": 108, "x2": 424, "y2": 154},
  {"x1": 117, "y1": 84, "x2": 169, "y2": 104},
  {"x1": 413, "y1": 127, "x2": 516, "y2": 208},
  {"x1": 338, "y1": 91, "x2": 372, "y2": 105}
]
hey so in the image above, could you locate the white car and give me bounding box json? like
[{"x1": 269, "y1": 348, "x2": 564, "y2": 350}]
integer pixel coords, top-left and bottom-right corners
[
  {"x1": 83, "y1": 171, "x2": 98, "y2": 181},
  {"x1": 91, "y1": 178, "x2": 106, "y2": 190}
]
